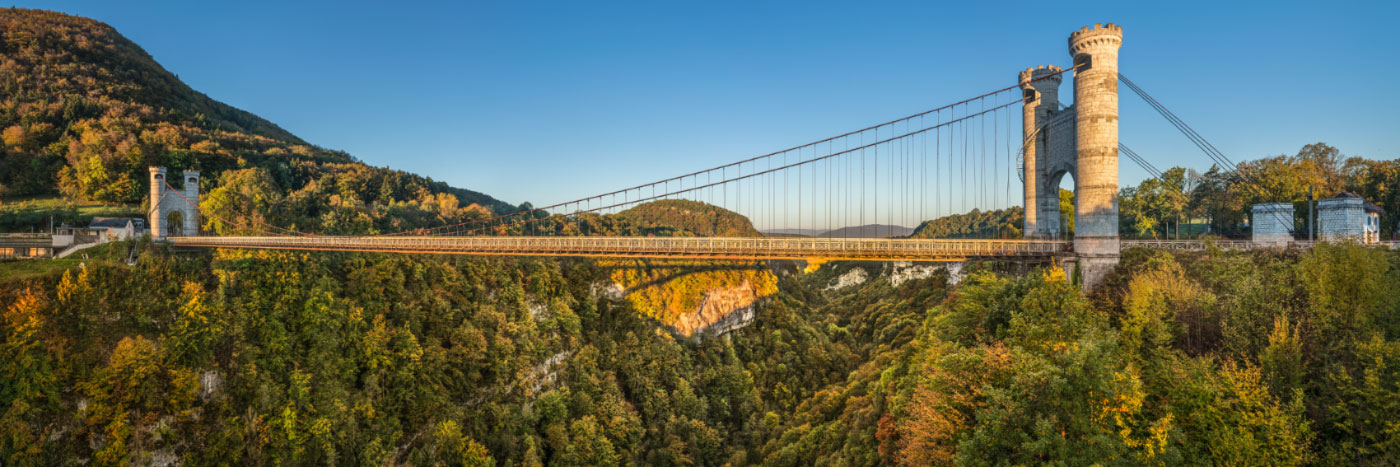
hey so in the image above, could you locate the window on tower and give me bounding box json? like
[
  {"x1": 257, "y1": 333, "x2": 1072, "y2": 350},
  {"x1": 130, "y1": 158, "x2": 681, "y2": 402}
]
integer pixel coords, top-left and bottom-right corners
[{"x1": 1074, "y1": 55, "x2": 1092, "y2": 71}]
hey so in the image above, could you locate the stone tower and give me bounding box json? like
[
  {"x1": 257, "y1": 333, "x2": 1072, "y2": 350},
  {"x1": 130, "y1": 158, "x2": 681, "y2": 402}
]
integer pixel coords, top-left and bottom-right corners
[
  {"x1": 148, "y1": 166, "x2": 200, "y2": 238},
  {"x1": 1069, "y1": 23, "x2": 1122, "y2": 288},
  {"x1": 182, "y1": 170, "x2": 200, "y2": 235},
  {"x1": 1019, "y1": 65, "x2": 1065, "y2": 239},
  {"x1": 1019, "y1": 24, "x2": 1123, "y2": 289},
  {"x1": 149, "y1": 167, "x2": 166, "y2": 237}
]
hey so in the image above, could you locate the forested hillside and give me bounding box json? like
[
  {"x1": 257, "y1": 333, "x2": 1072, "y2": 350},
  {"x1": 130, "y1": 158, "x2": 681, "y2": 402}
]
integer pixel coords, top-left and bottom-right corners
[
  {"x1": 908, "y1": 206, "x2": 1025, "y2": 239},
  {"x1": 4, "y1": 237, "x2": 1398, "y2": 464},
  {"x1": 0, "y1": 8, "x2": 511, "y2": 234},
  {"x1": 906, "y1": 190, "x2": 1072, "y2": 240}
]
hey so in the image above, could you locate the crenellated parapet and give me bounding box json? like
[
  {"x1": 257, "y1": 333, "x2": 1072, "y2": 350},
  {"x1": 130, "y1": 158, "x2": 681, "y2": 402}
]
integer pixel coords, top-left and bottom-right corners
[
  {"x1": 1068, "y1": 23, "x2": 1123, "y2": 55},
  {"x1": 1018, "y1": 64, "x2": 1064, "y2": 86},
  {"x1": 1019, "y1": 65, "x2": 1064, "y2": 107}
]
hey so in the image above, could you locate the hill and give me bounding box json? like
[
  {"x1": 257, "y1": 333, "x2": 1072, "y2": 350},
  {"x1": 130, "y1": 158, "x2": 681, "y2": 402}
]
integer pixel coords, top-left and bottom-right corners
[
  {"x1": 615, "y1": 199, "x2": 760, "y2": 237},
  {"x1": 907, "y1": 189, "x2": 1076, "y2": 239},
  {"x1": 0, "y1": 8, "x2": 511, "y2": 233},
  {"x1": 908, "y1": 206, "x2": 1025, "y2": 239}
]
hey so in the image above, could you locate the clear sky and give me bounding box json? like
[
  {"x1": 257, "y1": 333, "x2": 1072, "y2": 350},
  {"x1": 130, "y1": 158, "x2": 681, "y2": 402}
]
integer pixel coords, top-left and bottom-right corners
[{"x1": 17, "y1": 0, "x2": 1400, "y2": 214}]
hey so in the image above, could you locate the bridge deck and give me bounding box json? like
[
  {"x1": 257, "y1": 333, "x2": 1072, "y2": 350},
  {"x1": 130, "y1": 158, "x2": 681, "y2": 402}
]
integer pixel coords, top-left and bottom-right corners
[{"x1": 169, "y1": 236, "x2": 1071, "y2": 261}]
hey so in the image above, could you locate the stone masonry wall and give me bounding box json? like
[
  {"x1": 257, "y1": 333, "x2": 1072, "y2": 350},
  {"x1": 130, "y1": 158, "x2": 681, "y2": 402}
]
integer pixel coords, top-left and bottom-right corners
[
  {"x1": 1251, "y1": 203, "x2": 1294, "y2": 244},
  {"x1": 1318, "y1": 198, "x2": 1367, "y2": 241},
  {"x1": 1069, "y1": 24, "x2": 1123, "y2": 290},
  {"x1": 1070, "y1": 23, "x2": 1122, "y2": 244},
  {"x1": 1020, "y1": 65, "x2": 1063, "y2": 238}
]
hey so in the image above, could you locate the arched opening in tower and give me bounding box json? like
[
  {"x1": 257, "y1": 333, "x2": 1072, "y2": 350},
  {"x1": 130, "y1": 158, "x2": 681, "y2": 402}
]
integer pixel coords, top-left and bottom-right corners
[
  {"x1": 166, "y1": 210, "x2": 185, "y2": 237},
  {"x1": 1048, "y1": 170, "x2": 1076, "y2": 240}
]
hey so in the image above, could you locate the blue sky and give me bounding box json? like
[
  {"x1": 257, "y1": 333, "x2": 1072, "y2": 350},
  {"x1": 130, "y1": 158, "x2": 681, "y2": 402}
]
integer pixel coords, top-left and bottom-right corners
[{"x1": 19, "y1": 0, "x2": 1400, "y2": 217}]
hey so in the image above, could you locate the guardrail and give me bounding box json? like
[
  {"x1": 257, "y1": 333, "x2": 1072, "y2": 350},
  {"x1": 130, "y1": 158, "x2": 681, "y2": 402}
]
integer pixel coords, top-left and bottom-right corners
[
  {"x1": 0, "y1": 235, "x2": 54, "y2": 248},
  {"x1": 169, "y1": 236, "x2": 1071, "y2": 261},
  {"x1": 1123, "y1": 240, "x2": 1321, "y2": 251}
]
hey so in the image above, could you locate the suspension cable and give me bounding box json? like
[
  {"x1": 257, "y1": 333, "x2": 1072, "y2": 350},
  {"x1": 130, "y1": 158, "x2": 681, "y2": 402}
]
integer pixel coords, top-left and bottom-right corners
[
  {"x1": 1120, "y1": 73, "x2": 1297, "y2": 233},
  {"x1": 382, "y1": 70, "x2": 1067, "y2": 237},
  {"x1": 456, "y1": 99, "x2": 1024, "y2": 236}
]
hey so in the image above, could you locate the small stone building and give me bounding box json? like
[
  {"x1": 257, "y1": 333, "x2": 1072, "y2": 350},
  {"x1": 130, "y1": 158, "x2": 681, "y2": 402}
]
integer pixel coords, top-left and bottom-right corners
[
  {"x1": 88, "y1": 217, "x2": 144, "y2": 241},
  {"x1": 1318, "y1": 192, "x2": 1383, "y2": 244},
  {"x1": 1251, "y1": 203, "x2": 1295, "y2": 244}
]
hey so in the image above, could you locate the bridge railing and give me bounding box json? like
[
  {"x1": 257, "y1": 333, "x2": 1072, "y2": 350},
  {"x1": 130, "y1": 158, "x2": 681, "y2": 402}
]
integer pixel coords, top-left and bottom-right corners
[
  {"x1": 169, "y1": 236, "x2": 1071, "y2": 261},
  {"x1": 1121, "y1": 239, "x2": 1318, "y2": 251}
]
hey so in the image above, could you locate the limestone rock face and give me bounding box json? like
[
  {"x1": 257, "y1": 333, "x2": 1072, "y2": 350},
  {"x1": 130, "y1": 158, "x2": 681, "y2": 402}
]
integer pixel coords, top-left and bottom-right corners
[
  {"x1": 672, "y1": 281, "x2": 759, "y2": 338},
  {"x1": 199, "y1": 371, "x2": 222, "y2": 401},
  {"x1": 525, "y1": 350, "x2": 572, "y2": 395},
  {"x1": 590, "y1": 281, "x2": 626, "y2": 301},
  {"x1": 889, "y1": 263, "x2": 936, "y2": 287},
  {"x1": 889, "y1": 262, "x2": 962, "y2": 287},
  {"x1": 827, "y1": 267, "x2": 869, "y2": 291}
]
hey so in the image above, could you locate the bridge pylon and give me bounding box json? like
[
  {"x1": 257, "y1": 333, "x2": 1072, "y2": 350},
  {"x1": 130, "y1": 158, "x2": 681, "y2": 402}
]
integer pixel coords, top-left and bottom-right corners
[
  {"x1": 1020, "y1": 24, "x2": 1123, "y2": 290},
  {"x1": 1070, "y1": 23, "x2": 1123, "y2": 290},
  {"x1": 149, "y1": 166, "x2": 200, "y2": 239},
  {"x1": 1019, "y1": 65, "x2": 1066, "y2": 240}
]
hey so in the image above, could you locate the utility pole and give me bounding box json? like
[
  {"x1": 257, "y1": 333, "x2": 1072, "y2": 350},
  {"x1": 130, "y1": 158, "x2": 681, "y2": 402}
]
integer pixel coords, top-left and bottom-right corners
[{"x1": 1307, "y1": 185, "x2": 1314, "y2": 242}]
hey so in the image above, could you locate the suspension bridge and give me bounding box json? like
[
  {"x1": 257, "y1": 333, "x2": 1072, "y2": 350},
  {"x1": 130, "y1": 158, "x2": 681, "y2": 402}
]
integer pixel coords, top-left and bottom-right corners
[{"x1": 148, "y1": 24, "x2": 1291, "y2": 289}]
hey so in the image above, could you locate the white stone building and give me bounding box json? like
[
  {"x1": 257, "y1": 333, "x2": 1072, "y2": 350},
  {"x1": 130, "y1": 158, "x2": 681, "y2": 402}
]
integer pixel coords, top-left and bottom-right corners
[
  {"x1": 88, "y1": 217, "x2": 144, "y2": 241},
  {"x1": 1317, "y1": 192, "x2": 1383, "y2": 244},
  {"x1": 1251, "y1": 203, "x2": 1294, "y2": 245}
]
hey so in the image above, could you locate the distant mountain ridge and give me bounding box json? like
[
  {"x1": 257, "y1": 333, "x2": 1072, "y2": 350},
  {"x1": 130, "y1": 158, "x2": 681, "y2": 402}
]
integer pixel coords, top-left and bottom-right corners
[
  {"x1": 818, "y1": 224, "x2": 916, "y2": 238},
  {"x1": 761, "y1": 228, "x2": 827, "y2": 237},
  {"x1": 763, "y1": 224, "x2": 915, "y2": 238}
]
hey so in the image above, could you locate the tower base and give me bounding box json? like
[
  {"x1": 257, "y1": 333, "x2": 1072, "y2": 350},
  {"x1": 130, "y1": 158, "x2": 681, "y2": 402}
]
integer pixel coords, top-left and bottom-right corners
[{"x1": 1073, "y1": 237, "x2": 1120, "y2": 292}]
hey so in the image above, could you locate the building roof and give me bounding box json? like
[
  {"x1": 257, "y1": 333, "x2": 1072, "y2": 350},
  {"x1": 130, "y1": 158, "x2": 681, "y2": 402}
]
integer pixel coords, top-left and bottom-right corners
[
  {"x1": 1329, "y1": 192, "x2": 1385, "y2": 214},
  {"x1": 88, "y1": 217, "x2": 137, "y2": 229}
]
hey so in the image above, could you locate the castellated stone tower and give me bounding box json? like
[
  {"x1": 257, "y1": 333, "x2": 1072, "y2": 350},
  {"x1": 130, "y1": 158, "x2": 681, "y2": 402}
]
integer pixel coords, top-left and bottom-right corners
[
  {"x1": 148, "y1": 167, "x2": 167, "y2": 237},
  {"x1": 148, "y1": 166, "x2": 200, "y2": 238},
  {"x1": 1019, "y1": 65, "x2": 1063, "y2": 239},
  {"x1": 1069, "y1": 23, "x2": 1122, "y2": 288},
  {"x1": 182, "y1": 170, "x2": 200, "y2": 235},
  {"x1": 1018, "y1": 24, "x2": 1123, "y2": 289}
]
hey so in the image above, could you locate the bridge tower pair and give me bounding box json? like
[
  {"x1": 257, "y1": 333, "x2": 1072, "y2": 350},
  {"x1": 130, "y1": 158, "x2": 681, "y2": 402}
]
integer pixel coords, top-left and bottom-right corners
[
  {"x1": 1020, "y1": 24, "x2": 1123, "y2": 288},
  {"x1": 148, "y1": 167, "x2": 200, "y2": 239}
]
